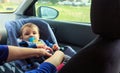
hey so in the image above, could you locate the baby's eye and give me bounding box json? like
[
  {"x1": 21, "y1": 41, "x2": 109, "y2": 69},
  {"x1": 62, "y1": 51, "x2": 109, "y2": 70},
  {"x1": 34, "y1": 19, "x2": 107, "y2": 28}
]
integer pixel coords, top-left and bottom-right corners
[
  {"x1": 33, "y1": 32, "x2": 37, "y2": 34},
  {"x1": 24, "y1": 33, "x2": 30, "y2": 35}
]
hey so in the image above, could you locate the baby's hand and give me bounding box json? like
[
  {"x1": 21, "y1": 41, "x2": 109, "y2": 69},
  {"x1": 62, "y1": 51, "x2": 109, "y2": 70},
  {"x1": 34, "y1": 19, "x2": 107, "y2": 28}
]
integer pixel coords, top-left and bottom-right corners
[
  {"x1": 37, "y1": 44, "x2": 46, "y2": 48},
  {"x1": 52, "y1": 44, "x2": 59, "y2": 51}
]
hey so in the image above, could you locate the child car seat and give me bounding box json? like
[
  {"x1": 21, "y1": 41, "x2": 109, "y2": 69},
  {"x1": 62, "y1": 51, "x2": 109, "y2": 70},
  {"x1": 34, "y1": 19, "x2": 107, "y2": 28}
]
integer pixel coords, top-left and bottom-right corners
[
  {"x1": 5, "y1": 17, "x2": 76, "y2": 71},
  {"x1": 5, "y1": 17, "x2": 57, "y2": 46},
  {"x1": 5, "y1": 17, "x2": 60, "y2": 71},
  {"x1": 5, "y1": 17, "x2": 76, "y2": 56}
]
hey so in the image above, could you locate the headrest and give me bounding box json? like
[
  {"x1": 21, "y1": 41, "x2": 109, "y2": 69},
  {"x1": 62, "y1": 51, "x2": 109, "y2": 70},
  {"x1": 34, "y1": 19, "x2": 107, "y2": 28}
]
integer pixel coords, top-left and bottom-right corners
[
  {"x1": 5, "y1": 17, "x2": 57, "y2": 46},
  {"x1": 91, "y1": 0, "x2": 120, "y2": 39}
]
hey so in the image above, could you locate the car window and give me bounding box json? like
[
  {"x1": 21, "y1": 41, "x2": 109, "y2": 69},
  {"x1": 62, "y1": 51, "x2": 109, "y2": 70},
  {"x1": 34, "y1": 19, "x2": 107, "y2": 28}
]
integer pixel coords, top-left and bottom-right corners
[
  {"x1": 0, "y1": 0, "x2": 23, "y2": 12},
  {"x1": 35, "y1": 0, "x2": 91, "y2": 23}
]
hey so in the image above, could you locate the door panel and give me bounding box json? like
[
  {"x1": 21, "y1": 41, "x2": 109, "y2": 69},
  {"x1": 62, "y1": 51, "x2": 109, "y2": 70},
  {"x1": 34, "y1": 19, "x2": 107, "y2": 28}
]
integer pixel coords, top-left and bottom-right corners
[{"x1": 43, "y1": 20, "x2": 96, "y2": 51}]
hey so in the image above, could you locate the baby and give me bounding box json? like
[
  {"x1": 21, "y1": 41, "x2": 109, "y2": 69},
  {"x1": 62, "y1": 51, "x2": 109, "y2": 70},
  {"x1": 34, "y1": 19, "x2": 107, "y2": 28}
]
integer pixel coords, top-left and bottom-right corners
[
  {"x1": 16, "y1": 22, "x2": 69, "y2": 71},
  {"x1": 19, "y1": 22, "x2": 59, "y2": 53}
]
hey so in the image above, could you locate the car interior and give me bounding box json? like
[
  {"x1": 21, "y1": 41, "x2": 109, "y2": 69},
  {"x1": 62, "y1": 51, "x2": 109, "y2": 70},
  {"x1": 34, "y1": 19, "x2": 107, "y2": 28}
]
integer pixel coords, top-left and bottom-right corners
[
  {"x1": 0, "y1": 0, "x2": 120, "y2": 73},
  {"x1": 4, "y1": 17, "x2": 75, "y2": 71},
  {"x1": 58, "y1": 0, "x2": 120, "y2": 73},
  {"x1": 0, "y1": 0, "x2": 97, "y2": 53},
  {"x1": 5, "y1": 17, "x2": 58, "y2": 46},
  {"x1": 5, "y1": 17, "x2": 76, "y2": 57}
]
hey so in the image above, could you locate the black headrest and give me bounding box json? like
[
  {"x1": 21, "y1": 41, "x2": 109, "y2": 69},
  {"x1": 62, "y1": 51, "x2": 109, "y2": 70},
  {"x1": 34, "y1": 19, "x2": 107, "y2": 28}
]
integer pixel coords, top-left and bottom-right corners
[{"x1": 91, "y1": 0, "x2": 120, "y2": 39}]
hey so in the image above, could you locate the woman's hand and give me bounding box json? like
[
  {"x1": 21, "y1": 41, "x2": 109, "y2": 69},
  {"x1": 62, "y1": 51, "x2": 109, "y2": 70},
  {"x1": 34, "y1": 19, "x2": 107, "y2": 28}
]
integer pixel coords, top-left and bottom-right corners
[
  {"x1": 44, "y1": 50, "x2": 64, "y2": 67},
  {"x1": 36, "y1": 44, "x2": 53, "y2": 54},
  {"x1": 7, "y1": 46, "x2": 52, "y2": 62},
  {"x1": 35, "y1": 48, "x2": 52, "y2": 58}
]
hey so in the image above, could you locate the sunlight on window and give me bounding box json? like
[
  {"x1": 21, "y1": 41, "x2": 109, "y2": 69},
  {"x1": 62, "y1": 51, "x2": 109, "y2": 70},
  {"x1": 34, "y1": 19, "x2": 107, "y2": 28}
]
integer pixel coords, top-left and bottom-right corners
[
  {"x1": 35, "y1": 0, "x2": 91, "y2": 23},
  {"x1": 0, "y1": 0, "x2": 23, "y2": 12}
]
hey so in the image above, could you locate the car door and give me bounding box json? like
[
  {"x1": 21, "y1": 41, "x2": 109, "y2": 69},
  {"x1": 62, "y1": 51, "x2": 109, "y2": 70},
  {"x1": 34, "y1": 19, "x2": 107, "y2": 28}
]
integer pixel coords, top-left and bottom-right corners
[{"x1": 34, "y1": 0, "x2": 96, "y2": 52}]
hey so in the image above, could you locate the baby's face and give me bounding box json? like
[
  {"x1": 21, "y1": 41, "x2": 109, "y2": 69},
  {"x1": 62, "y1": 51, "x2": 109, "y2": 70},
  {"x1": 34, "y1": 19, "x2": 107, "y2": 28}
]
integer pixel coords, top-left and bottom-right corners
[{"x1": 21, "y1": 27, "x2": 39, "y2": 41}]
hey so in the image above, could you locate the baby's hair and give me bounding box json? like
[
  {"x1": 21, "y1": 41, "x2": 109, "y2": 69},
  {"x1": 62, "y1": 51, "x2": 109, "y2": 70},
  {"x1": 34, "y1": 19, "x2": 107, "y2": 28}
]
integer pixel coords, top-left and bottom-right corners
[{"x1": 20, "y1": 23, "x2": 40, "y2": 36}]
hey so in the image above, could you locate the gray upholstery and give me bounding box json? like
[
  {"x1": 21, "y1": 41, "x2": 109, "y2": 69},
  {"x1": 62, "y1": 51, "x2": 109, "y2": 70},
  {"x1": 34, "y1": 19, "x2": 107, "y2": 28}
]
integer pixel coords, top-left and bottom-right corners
[{"x1": 5, "y1": 17, "x2": 57, "y2": 46}]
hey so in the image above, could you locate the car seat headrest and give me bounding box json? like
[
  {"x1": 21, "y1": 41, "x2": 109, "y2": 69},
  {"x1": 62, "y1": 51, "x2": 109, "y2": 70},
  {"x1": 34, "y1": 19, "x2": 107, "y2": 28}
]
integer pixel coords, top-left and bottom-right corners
[{"x1": 91, "y1": 0, "x2": 120, "y2": 39}]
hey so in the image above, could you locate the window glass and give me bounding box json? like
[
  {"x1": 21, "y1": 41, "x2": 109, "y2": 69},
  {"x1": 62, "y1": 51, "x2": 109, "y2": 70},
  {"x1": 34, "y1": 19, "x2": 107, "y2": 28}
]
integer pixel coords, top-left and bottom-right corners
[
  {"x1": 35, "y1": 0, "x2": 91, "y2": 23},
  {"x1": 0, "y1": 0, "x2": 23, "y2": 12}
]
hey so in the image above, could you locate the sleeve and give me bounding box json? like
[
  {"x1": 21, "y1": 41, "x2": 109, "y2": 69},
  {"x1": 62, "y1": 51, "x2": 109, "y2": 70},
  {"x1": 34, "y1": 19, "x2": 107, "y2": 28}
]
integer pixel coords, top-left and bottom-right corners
[
  {"x1": 0, "y1": 45, "x2": 9, "y2": 65},
  {"x1": 25, "y1": 62, "x2": 57, "y2": 73},
  {"x1": 44, "y1": 40, "x2": 53, "y2": 48},
  {"x1": 19, "y1": 40, "x2": 37, "y2": 48}
]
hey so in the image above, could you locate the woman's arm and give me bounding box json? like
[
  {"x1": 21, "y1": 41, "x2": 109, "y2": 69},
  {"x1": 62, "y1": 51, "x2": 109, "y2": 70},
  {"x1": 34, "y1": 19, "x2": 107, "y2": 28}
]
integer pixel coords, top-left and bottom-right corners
[
  {"x1": 25, "y1": 50, "x2": 65, "y2": 73},
  {"x1": 45, "y1": 50, "x2": 64, "y2": 67},
  {"x1": 0, "y1": 45, "x2": 64, "y2": 73},
  {"x1": 7, "y1": 45, "x2": 52, "y2": 62}
]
